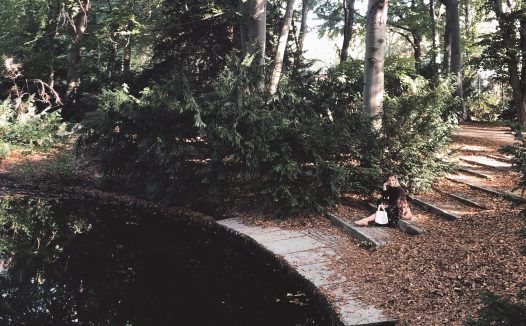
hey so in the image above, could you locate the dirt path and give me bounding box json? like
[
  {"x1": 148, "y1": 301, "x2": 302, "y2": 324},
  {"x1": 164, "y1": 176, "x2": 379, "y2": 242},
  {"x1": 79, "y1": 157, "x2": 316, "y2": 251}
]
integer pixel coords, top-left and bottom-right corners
[
  {"x1": 452, "y1": 123, "x2": 515, "y2": 147},
  {"x1": 323, "y1": 123, "x2": 526, "y2": 325}
]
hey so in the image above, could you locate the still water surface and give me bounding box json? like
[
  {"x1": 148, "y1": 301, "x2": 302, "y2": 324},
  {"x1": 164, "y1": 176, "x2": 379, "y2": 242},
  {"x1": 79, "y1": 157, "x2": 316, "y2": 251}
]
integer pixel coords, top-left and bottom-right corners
[{"x1": 0, "y1": 196, "x2": 327, "y2": 325}]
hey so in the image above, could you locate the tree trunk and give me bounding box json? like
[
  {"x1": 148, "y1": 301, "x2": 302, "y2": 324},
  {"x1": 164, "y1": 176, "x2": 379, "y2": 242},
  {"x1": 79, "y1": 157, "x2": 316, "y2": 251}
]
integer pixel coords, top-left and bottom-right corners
[
  {"x1": 443, "y1": 0, "x2": 451, "y2": 73},
  {"x1": 341, "y1": 0, "x2": 356, "y2": 62},
  {"x1": 123, "y1": 33, "x2": 132, "y2": 80},
  {"x1": 239, "y1": 0, "x2": 249, "y2": 57},
  {"x1": 490, "y1": 0, "x2": 526, "y2": 128},
  {"x1": 298, "y1": 0, "x2": 309, "y2": 54},
  {"x1": 66, "y1": 0, "x2": 91, "y2": 100},
  {"x1": 448, "y1": 0, "x2": 465, "y2": 118},
  {"x1": 363, "y1": 0, "x2": 389, "y2": 118},
  {"x1": 430, "y1": 0, "x2": 437, "y2": 64},
  {"x1": 519, "y1": 17, "x2": 526, "y2": 128},
  {"x1": 247, "y1": 0, "x2": 267, "y2": 90},
  {"x1": 46, "y1": 0, "x2": 59, "y2": 89},
  {"x1": 269, "y1": 0, "x2": 296, "y2": 94},
  {"x1": 414, "y1": 33, "x2": 422, "y2": 70}
]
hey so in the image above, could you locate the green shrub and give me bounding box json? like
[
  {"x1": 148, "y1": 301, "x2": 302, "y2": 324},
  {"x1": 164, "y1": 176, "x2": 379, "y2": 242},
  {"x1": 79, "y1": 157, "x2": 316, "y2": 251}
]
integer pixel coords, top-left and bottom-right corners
[
  {"x1": 79, "y1": 81, "x2": 205, "y2": 202},
  {"x1": 79, "y1": 55, "x2": 457, "y2": 216},
  {"x1": 466, "y1": 291, "x2": 526, "y2": 325},
  {"x1": 381, "y1": 76, "x2": 458, "y2": 192},
  {"x1": 0, "y1": 97, "x2": 66, "y2": 152},
  {"x1": 500, "y1": 127, "x2": 526, "y2": 195},
  {"x1": 202, "y1": 55, "x2": 384, "y2": 215}
]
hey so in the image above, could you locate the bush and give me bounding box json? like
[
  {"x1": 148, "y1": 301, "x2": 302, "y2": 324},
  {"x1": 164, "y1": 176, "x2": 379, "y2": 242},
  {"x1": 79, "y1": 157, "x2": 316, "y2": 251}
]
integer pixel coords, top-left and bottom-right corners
[
  {"x1": 381, "y1": 76, "x2": 458, "y2": 192},
  {"x1": 203, "y1": 55, "x2": 381, "y2": 215},
  {"x1": 79, "y1": 81, "x2": 205, "y2": 202},
  {"x1": 79, "y1": 55, "x2": 458, "y2": 216},
  {"x1": 0, "y1": 98, "x2": 66, "y2": 156},
  {"x1": 500, "y1": 127, "x2": 526, "y2": 195}
]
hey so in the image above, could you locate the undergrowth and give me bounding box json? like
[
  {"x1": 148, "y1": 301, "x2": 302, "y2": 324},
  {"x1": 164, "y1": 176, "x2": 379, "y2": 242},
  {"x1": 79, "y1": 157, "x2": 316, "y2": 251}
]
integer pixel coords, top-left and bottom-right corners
[{"x1": 78, "y1": 55, "x2": 458, "y2": 216}]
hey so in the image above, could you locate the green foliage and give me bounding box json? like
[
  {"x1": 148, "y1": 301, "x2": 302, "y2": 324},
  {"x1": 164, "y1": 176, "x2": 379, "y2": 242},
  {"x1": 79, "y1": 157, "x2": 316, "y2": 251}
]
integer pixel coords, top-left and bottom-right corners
[
  {"x1": 384, "y1": 56, "x2": 418, "y2": 97},
  {"x1": 500, "y1": 129, "x2": 526, "y2": 194},
  {"x1": 204, "y1": 55, "x2": 379, "y2": 215},
  {"x1": 381, "y1": 76, "x2": 457, "y2": 192},
  {"x1": 0, "y1": 98, "x2": 66, "y2": 156},
  {"x1": 80, "y1": 79, "x2": 205, "y2": 202},
  {"x1": 80, "y1": 54, "x2": 458, "y2": 215},
  {"x1": 466, "y1": 291, "x2": 526, "y2": 326},
  {"x1": 317, "y1": 59, "x2": 364, "y2": 112}
]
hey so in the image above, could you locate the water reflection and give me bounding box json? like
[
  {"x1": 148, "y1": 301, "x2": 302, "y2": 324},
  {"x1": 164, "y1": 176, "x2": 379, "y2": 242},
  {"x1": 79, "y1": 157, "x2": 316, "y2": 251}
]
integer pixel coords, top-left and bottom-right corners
[{"x1": 0, "y1": 196, "x2": 326, "y2": 325}]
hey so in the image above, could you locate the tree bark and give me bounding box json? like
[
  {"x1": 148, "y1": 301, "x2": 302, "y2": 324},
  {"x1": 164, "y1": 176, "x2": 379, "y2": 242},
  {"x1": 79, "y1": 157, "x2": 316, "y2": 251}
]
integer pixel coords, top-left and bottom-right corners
[
  {"x1": 443, "y1": 0, "x2": 451, "y2": 73},
  {"x1": 492, "y1": 0, "x2": 524, "y2": 127},
  {"x1": 518, "y1": 17, "x2": 526, "y2": 127},
  {"x1": 247, "y1": 0, "x2": 267, "y2": 90},
  {"x1": 298, "y1": 0, "x2": 310, "y2": 54},
  {"x1": 363, "y1": 0, "x2": 389, "y2": 118},
  {"x1": 269, "y1": 0, "x2": 296, "y2": 94},
  {"x1": 123, "y1": 33, "x2": 132, "y2": 79},
  {"x1": 413, "y1": 33, "x2": 422, "y2": 69},
  {"x1": 239, "y1": 0, "x2": 249, "y2": 57},
  {"x1": 430, "y1": 0, "x2": 437, "y2": 64},
  {"x1": 448, "y1": 0, "x2": 465, "y2": 118},
  {"x1": 66, "y1": 0, "x2": 91, "y2": 100},
  {"x1": 341, "y1": 0, "x2": 356, "y2": 62}
]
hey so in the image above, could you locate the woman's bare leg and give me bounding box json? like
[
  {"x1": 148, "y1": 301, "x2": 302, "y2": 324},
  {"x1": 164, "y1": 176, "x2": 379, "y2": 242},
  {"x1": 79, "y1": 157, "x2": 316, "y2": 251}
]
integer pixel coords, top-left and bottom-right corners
[{"x1": 354, "y1": 213, "x2": 376, "y2": 226}]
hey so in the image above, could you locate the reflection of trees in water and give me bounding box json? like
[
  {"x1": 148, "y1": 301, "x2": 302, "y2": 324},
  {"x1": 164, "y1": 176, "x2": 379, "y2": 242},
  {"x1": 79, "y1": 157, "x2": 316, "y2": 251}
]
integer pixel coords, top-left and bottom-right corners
[{"x1": 0, "y1": 196, "x2": 324, "y2": 326}]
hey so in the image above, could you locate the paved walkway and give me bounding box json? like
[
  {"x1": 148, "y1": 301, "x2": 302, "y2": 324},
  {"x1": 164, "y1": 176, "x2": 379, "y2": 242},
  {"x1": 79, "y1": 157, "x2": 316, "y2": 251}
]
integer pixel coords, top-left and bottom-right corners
[{"x1": 217, "y1": 218, "x2": 398, "y2": 326}]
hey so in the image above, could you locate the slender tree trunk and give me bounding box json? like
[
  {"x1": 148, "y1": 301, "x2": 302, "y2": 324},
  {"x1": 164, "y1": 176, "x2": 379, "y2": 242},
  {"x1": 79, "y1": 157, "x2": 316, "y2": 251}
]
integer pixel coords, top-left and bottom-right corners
[
  {"x1": 413, "y1": 33, "x2": 422, "y2": 69},
  {"x1": 363, "y1": 0, "x2": 389, "y2": 118},
  {"x1": 269, "y1": 0, "x2": 296, "y2": 94},
  {"x1": 492, "y1": 0, "x2": 525, "y2": 128},
  {"x1": 298, "y1": 0, "x2": 309, "y2": 54},
  {"x1": 443, "y1": 0, "x2": 451, "y2": 73},
  {"x1": 518, "y1": 17, "x2": 526, "y2": 127},
  {"x1": 247, "y1": 0, "x2": 267, "y2": 90},
  {"x1": 66, "y1": 0, "x2": 91, "y2": 100},
  {"x1": 46, "y1": 0, "x2": 59, "y2": 89},
  {"x1": 430, "y1": 0, "x2": 437, "y2": 64},
  {"x1": 449, "y1": 0, "x2": 465, "y2": 118},
  {"x1": 341, "y1": 0, "x2": 356, "y2": 62},
  {"x1": 239, "y1": 0, "x2": 249, "y2": 57},
  {"x1": 123, "y1": 33, "x2": 132, "y2": 79}
]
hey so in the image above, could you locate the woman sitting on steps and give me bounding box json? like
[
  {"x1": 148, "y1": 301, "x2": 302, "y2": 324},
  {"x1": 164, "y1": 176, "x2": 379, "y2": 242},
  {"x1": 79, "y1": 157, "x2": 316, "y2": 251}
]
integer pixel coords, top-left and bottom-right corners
[{"x1": 354, "y1": 175, "x2": 413, "y2": 226}]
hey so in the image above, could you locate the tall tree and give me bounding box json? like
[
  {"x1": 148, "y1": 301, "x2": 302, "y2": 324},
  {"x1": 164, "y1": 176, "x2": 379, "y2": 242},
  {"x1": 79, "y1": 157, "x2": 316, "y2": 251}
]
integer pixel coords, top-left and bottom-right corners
[
  {"x1": 66, "y1": 0, "x2": 91, "y2": 101},
  {"x1": 442, "y1": 0, "x2": 465, "y2": 117},
  {"x1": 246, "y1": 0, "x2": 267, "y2": 90},
  {"x1": 269, "y1": 0, "x2": 296, "y2": 94},
  {"x1": 363, "y1": 0, "x2": 389, "y2": 118},
  {"x1": 485, "y1": 0, "x2": 526, "y2": 128},
  {"x1": 389, "y1": 0, "x2": 430, "y2": 70},
  {"x1": 340, "y1": 0, "x2": 356, "y2": 62},
  {"x1": 297, "y1": 0, "x2": 311, "y2": 53}
]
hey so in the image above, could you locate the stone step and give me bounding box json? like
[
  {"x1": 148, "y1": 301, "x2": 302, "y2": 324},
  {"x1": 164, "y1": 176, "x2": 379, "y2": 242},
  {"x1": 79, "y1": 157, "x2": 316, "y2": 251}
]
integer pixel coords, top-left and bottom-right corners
[
  {"x1": 325, "y1": 212, "x2": 393, "y2": 248},
  {"x1": 460, "y1": 155, "x2": 513, "y2": 169},
  {"x1": 446, "y1": 177, "x2": 526, "y2": 204},
  {"x1": 432, "y1": 187, "x2": 488, "y2": 209},
  {"x1": 481, "y1": 153, "x2": 513, "y2": 163},
  {"x1": 217, "y1": 217, "x2": 398, "y2": 325},
  {"x1": 407, "y1": 195, "x2": 460, "y2": 220},
  {"x1": 457, "y1": 166, "x2": 493, "y2": 179}
]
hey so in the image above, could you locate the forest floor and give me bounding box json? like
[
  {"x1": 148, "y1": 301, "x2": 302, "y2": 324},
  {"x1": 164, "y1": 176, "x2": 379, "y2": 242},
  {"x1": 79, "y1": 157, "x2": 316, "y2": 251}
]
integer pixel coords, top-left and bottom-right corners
[{"x1": 0, "y1": 122, "x2": 525, "y2": 325}]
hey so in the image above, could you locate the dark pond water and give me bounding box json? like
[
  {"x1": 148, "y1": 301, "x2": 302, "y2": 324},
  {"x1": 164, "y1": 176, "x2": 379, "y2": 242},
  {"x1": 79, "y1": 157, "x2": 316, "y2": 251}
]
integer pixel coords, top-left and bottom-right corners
[{"x1": 0, "y1": 196, "x2": 328, "y2": 325}]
